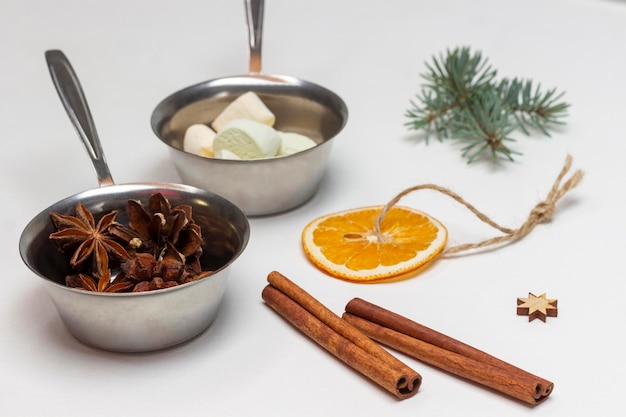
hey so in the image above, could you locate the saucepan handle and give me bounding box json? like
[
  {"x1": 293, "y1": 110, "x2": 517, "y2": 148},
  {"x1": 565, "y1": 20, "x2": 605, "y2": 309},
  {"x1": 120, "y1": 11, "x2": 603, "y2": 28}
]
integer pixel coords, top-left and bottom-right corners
[
  {"x1": 45, "y1": 49, "x2": 115, "y2": 187},
  {"x1": 246, "y1": 0, "x2": 264, "y2": 74}
]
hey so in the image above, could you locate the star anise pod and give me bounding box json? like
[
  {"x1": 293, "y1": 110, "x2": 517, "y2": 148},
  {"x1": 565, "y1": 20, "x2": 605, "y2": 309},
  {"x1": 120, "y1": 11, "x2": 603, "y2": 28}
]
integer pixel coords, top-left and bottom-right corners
[
  {"x1": 120, "y1": 242, "x2": 210, "y2": 292},
  {"x1": 50, "y1": 193, "x2": 209, "y2": 294},
  {"x1": 65, "y1": 244, "x2": 134, "y2": 293},
  {"x1": 50, "y1": 202, "x2": 132, "y2": 273},
  {"x1": 116, "y1": 193, "x2": 204, "y2": 266},
  {"x1": 132, "y1": 277, "x2": 180, "y2": 292}
]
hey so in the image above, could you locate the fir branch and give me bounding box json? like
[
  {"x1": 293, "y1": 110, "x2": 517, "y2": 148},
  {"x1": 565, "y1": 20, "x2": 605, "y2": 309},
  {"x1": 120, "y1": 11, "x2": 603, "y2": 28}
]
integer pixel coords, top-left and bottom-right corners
[
  {"x1": 452, "y1": 92, "x2": 520, "y2": 163},
  {"x1": 405, "y1": 46, "x2": 569, "y2": 162},
  {"x1": 497, "y1": 78, "x2": 569, "y2": 136}
]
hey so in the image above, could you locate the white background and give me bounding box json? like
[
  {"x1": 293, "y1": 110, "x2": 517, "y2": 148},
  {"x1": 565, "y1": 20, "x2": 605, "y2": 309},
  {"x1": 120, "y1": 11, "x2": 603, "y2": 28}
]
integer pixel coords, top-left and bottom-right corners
[{"x1": 2, "y1": 0, "x2": 625, "y2": 415}]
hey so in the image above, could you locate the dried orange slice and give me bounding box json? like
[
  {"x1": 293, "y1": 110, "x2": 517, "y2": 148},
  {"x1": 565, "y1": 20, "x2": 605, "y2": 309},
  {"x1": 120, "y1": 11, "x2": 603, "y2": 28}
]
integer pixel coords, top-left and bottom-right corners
[{"x1": 302, "y1": 205, "x2": 447, "y2": 282}]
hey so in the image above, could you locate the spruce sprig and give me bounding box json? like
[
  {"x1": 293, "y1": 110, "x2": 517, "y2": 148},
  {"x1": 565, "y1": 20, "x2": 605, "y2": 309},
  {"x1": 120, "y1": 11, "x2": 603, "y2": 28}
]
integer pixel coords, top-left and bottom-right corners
[{"x1": 405, "y1": 47, "x2": 569, "y2": 163}]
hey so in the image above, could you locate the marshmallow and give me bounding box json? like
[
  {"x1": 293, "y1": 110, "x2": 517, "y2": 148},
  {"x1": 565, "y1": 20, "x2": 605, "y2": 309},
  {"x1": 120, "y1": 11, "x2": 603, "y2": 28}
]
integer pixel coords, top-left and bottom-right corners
[
  {"x1": 215, "y1": 149, "x2": 242, "y2": 160},
  {"x1": 213, "y1": 119, "x2": 281, "y2": 159},
  {"x1": 278, "y1": 132, "x2": 317, "y2": 156},
  {"x1": 211, "y1": 91, "x2": 275, "y2": 132},
  {"x1": 183, "y1": 124, "x2": 216, "y2": 157}
]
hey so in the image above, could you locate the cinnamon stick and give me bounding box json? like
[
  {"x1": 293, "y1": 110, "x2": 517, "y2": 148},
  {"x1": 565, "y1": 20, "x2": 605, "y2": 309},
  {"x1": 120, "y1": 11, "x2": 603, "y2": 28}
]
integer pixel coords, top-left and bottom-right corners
[
  {"x1": 262, "y1": 271, "x2": 421, "y2": 399},
  {"x1": 343, "y1": 298, "x2": 553, "y2": 405}
]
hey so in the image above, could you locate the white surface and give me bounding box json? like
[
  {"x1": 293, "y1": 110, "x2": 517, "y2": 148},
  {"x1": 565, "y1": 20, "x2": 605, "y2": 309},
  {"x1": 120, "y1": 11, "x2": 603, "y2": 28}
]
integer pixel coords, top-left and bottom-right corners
[{"x1": 2, "y1": 0, "x2": 625, "y2": 415}]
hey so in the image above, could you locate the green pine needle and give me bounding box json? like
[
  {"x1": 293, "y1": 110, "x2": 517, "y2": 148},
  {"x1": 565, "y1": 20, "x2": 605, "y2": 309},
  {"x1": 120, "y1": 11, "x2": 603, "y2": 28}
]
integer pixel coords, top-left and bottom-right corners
[{"x1": 405, "y1": 46, "x2": 569, "y2": 163}]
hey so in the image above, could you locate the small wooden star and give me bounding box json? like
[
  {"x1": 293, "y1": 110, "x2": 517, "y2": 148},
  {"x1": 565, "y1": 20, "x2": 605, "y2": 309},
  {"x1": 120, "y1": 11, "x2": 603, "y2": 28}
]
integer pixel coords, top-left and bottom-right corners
[{"x1": 516, "y1": 293, "x2": 558, "y2": 322}]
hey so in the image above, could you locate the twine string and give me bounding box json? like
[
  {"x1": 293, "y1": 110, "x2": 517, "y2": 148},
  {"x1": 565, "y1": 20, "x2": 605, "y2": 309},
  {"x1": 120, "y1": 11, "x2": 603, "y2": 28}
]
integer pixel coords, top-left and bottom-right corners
[{"x1": 373, "y1": 155, "x2": 584, "y2": 256}]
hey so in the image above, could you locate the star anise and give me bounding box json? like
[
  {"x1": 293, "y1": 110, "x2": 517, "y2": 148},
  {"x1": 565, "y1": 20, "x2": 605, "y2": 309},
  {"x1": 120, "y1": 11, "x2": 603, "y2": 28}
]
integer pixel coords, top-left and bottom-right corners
[
  {"x1": 65, "y1": 244, "x2": 134, "y2": 293},
  {"x1": 120, "y1": 242, "x2": 211, "y2": 292},
  {"x1": 50, "y1": 193, "x2": 208, "y2": 294},
  {"x1": 49, "y1": 202, "x2": 132, "y2": 273},
  {"x1": 113, "y1": 193, "x2": 203, "y2": 267}
]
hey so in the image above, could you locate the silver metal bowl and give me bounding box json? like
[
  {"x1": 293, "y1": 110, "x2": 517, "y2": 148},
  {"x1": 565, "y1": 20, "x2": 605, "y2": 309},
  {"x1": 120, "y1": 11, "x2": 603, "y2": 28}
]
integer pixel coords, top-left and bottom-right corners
[
  {"x1": 151, "y1": 75, "x2": 347, "y2": 216},
  {"x1": 150, "y1": 0, "x2": 348, "y2": 216},
  {"x1": 19, "y1": 183, "x2": 250, "y2": 353}
]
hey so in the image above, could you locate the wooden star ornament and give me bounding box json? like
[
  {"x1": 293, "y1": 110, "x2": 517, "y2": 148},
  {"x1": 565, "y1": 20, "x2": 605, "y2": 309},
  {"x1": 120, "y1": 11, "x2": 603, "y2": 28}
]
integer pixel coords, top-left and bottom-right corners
[{"x1": 516, "y1": 293, "x2": 558, "y2": 322}]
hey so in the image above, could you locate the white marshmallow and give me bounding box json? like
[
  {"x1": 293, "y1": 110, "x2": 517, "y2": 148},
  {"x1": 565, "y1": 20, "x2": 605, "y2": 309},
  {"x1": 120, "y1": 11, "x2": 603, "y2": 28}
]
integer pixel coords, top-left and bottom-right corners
[
  {"x1": 213, "y1": 119, "x2": 281, "y2": 159},
  {"x1": 183, "y1": 124, "x2": 216, "y2": 157},
  {"x1": 211, "y1": 91, "x2": 276, "y2": 132},
  {"x1": 278, "y1": 131, "x2": 317, "y2": 156},
  {"x1": 215, "y1": 149, "x2": 242, "y2": 160}
]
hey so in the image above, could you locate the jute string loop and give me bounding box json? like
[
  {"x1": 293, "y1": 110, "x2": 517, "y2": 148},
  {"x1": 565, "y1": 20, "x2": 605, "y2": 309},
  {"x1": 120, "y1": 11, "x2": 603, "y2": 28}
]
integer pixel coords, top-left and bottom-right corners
[{"x1": 374, "y1": 155, "x2": 584, "y2": 256}]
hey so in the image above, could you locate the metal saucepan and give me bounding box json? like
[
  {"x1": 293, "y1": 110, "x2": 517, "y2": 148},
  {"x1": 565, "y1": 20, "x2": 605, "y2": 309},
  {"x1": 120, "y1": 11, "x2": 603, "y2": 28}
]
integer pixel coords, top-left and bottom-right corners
[
  {"x1": 19, "y1": 50, "x2": 250, "y2": 353},
  {"x1": 150, "y1": 0, "x2": 348, "y2": 216}
]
